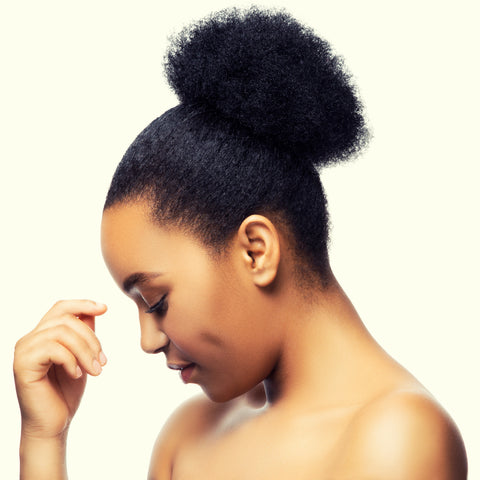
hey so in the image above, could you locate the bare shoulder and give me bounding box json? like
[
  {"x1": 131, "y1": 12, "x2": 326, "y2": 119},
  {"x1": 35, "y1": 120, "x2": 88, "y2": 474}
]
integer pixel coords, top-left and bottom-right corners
[
  {"x1": 147, "y1": 394, "x2": 234, "y2": 480},
  {"x1": 329, "y1": 389, "x2": 468, "y2": 479}
]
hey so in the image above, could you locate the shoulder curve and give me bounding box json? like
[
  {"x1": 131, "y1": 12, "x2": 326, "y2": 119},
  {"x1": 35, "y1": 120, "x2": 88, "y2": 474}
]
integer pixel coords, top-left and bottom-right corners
[
  {"x1": 147, "y1": 393, "x2": 234, "y2": 480},
  {"x1": 331, "y1": 390, "x2": 468, "y2": 480}
]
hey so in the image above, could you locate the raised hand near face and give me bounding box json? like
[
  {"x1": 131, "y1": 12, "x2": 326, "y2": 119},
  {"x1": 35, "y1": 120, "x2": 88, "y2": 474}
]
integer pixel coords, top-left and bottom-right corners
[{"x1": 14, "y1": 299, "x2": 107, "y2": 440}]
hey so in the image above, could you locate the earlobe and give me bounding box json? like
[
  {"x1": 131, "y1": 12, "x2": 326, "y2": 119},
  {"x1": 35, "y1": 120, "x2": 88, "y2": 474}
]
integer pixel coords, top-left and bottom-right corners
[{"x1": 237, "y1": 215, "x2": 281, "y2": 287}]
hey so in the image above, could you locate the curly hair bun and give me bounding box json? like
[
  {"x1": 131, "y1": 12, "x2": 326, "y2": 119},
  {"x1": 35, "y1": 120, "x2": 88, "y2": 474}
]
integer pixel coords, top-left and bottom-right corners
[{"x1": 165, "y1": 7, "x2": 368, "y2": 166}]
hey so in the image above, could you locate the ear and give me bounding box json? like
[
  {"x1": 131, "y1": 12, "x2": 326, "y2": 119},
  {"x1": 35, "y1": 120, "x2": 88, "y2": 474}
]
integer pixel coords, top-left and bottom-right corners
[{"x1": 236, "y1": 215, "x2": 281, "y2": 287}]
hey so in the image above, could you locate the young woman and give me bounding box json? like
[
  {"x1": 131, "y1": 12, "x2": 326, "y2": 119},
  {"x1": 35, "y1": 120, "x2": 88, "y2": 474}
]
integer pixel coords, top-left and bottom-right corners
[{"x1": 14, "y1": 7, "x2": 467, "y2": 479}]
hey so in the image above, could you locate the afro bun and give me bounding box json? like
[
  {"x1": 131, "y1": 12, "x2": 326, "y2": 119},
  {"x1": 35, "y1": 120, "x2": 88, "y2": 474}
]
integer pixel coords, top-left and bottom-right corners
[{"x1": 166, "y1": 7, "x2": 368, "y2": 166}]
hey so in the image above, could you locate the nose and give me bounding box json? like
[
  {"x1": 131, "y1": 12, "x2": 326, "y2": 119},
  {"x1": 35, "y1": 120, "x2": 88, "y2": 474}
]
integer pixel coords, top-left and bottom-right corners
[{"x1": 138, "y1": 311, "x2": 169, "y2": 354}]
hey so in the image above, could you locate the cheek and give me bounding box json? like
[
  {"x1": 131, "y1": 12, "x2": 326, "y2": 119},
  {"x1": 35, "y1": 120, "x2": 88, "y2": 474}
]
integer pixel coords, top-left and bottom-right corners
[
  {"x1": 165, "y1": 274, "x2": 228, "y2": 356},
  {"x1": 166, "y1": 281, "x2": 255, "y2": 368},
  {"x1": 165, "y1": 255, "x2": 275, "y2": 375}
]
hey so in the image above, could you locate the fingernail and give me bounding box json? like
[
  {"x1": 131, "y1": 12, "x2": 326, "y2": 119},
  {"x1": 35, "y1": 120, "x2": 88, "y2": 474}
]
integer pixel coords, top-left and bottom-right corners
[
  {"x1": 76, "y1": 366, "x2": 83, "y2": 378},
  {"x1": 95, "y1": 301, "x2": 107, "y2": 308},
  {"x1": 99, "y1": 351, "x2": 107, "y2": 366},
  {"x1": 92, "y1": 359, "x2": 102, "y2": 375}
]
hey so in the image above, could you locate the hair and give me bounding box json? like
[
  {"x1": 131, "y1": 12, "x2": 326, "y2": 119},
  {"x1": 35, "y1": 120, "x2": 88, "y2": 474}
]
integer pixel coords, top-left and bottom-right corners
[{"x1": 104, "y1": 7, "x2": 368, "y2": 284}]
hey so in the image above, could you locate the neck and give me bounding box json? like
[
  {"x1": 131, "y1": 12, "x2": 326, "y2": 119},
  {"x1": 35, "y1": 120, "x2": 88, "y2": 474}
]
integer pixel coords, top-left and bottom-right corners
[{"x1": 263, "y1": 277, "x2": 406, "y2": 410}]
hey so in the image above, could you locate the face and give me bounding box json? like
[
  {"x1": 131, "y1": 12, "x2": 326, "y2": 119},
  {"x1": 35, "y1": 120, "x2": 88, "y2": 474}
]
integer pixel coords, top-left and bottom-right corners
[{"x1": 101, "y1": 202, "x2": 282, "y2": 402}]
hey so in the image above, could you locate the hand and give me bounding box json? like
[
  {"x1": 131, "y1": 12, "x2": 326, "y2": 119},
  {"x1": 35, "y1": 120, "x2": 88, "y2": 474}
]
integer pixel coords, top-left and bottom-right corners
[{"x1": 14, "y1": 300, "x2": 108, "y2": 440}]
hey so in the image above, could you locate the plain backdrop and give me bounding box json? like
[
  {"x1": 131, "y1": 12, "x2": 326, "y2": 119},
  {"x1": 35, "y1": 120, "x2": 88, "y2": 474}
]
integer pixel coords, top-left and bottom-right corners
[{"x1": 1, "y1": 1, "x2": 478, "y2": 478}]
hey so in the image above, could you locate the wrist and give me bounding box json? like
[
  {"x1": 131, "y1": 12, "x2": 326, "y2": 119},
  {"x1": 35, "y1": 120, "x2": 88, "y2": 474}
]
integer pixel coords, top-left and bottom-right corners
[
  {"x1": 20, "y1": 417, "x2": 71, "y2": 441},
  {"x1": 20, "y1": 432, "x2": 68, "y2": 480}
]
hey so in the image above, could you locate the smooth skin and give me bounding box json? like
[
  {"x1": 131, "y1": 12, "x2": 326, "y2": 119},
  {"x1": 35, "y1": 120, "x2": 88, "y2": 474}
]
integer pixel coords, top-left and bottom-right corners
[
  {"x1": 14, "y1": 300, "x2": 107, "y2": 479},
  {"x1": 14, "y1": 201, "x2": 468, "y2": 479}
]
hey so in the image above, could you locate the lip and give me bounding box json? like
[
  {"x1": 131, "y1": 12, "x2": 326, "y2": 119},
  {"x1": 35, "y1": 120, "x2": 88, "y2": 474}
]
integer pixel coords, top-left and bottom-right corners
[
  {"x1": 180, "y1": 363, "x2": 196, "y2": 383},
  {"x1": 167, "y1": 362, "x2": 196, "y2": 384},
  {"x1": 167, "y1": 362, "x2": 192, "y2": 371}
]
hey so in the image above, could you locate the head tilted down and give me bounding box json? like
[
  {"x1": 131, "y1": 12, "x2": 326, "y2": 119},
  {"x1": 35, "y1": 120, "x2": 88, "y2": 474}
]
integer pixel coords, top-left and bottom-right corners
[{"x1": 101, "y1": 7, "x2": 368, "y2": 402}]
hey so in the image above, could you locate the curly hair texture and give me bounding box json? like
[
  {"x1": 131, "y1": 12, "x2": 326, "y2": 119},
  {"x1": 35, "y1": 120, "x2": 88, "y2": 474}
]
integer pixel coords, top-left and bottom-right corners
[{"x1": 105, "y1": 7, "x2": 369, "y2": 283}]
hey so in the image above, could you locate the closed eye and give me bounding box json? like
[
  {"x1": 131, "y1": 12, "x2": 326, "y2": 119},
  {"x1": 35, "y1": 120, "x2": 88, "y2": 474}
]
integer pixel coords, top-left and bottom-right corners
[{"x1": 145, "y1": 293, "x2": 168, "y2": 315}]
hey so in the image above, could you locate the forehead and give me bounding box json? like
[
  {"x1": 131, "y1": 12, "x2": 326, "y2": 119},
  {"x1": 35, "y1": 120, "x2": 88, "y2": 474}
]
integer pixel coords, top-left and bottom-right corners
[{"x1": 101, "y1": 202, "x2": 211, "y2": 287}]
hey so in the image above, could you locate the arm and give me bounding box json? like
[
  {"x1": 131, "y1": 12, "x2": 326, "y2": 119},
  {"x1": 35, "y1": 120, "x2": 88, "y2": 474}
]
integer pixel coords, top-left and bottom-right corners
[
  {"x1": 14, "y1": 300, "x2": 108, "y2": 480},
  {"x1": 19, "y1": 435, "x2": 68, "y2": 480}
]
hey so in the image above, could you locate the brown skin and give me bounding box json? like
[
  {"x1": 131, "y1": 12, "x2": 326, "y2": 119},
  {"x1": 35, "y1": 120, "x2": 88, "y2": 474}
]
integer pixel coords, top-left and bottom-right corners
[
  {"x1": 14, "y1": 300, "x2": 107, "y2": 479},
  {"x1": 14, "y1": 200, "x2": 467, "y2": 479}
]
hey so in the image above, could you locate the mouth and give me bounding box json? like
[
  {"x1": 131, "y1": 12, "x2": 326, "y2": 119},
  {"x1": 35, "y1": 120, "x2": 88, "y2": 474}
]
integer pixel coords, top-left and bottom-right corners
[{"x1": 167, "y1": 362, "x2": 196, "y2": 384}]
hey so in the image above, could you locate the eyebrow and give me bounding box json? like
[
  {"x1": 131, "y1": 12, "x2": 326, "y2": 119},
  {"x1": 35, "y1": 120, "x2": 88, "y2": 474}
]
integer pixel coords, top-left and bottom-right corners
[{"x1": 122, "y1": 272, "x2": 163, "y2": 293}]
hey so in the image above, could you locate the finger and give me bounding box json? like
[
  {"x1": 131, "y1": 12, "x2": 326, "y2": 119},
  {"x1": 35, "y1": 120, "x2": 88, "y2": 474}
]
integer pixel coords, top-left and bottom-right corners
[
  {"x1": 29, "y1": 325, "x2": 104, "y2": 376},
  {"x1": 15, "y1": 339, "x2": 82, "y2": 383},
  {"x1": 45, "y1": 342, "x2": 83, "y2": 379},
  {"x1": 43, "y1": 299, "x2": 107, "y2": 322},
  {"x1": 38, "y1": 310, "x2": 99, "y2": 340},
  {"x1": 36, "y1": 315, "x2": 103, "y2": 356},
  {"x1": 77, "y1": 314, "x2": 95, "y2": 332},
  {"x1": 36, "y1": 306, "x2": 107, "y2": 365}
]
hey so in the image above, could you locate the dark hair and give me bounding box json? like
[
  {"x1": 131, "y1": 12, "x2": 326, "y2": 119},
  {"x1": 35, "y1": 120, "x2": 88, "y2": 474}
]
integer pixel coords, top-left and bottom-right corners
[{"x1": 104, "y1": 7, "x2": 368, "y2": 283}]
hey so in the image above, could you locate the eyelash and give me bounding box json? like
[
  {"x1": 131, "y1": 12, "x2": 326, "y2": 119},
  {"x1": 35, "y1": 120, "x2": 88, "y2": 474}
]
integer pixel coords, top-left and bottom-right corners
[{"x1": 145, "y1": 293, "x2": 168, "y2": 315}]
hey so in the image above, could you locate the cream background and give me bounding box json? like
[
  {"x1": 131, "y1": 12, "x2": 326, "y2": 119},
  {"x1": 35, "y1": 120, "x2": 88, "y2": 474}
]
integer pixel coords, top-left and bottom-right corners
[{"x1": 1, "y1": 1, "x2": 478, "y2": 477}]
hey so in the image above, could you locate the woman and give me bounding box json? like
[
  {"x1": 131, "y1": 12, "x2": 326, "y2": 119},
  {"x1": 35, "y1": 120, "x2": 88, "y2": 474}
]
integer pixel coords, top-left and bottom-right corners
[{"x1": 14, "y1": 7, "x2": 467, "y2": 479}]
